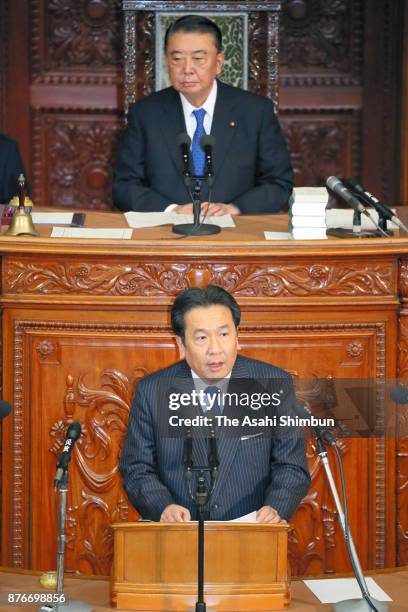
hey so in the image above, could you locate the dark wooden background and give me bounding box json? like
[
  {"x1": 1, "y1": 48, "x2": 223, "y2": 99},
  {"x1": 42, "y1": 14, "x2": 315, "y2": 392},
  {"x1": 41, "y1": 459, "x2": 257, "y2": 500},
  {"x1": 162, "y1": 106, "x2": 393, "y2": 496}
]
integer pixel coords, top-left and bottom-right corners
[{"x1": 0, "y1": 0, "x2": 406, "y2": 210}]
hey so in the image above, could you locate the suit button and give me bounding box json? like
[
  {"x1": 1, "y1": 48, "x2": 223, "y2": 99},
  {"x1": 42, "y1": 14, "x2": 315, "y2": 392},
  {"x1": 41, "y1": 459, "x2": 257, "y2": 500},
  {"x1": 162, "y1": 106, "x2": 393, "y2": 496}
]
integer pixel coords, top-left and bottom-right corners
[{"x1": 212, "y1": 504, "x2": 219, "y2": 510}]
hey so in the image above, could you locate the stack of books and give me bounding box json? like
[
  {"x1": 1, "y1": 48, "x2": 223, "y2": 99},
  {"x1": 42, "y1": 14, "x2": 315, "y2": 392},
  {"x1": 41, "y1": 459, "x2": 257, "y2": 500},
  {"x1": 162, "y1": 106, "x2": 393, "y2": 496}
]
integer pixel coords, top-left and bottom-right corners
[{"x1": 289, "y1": 187, "x2": 328, "y2": 239}]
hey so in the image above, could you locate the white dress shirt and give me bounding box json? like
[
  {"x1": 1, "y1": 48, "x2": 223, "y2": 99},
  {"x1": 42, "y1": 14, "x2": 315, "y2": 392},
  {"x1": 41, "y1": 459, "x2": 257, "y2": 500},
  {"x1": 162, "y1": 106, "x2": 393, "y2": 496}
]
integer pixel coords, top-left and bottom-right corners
[{"x1": 165, "y1": 81, "x2": 218, "y2": 210}]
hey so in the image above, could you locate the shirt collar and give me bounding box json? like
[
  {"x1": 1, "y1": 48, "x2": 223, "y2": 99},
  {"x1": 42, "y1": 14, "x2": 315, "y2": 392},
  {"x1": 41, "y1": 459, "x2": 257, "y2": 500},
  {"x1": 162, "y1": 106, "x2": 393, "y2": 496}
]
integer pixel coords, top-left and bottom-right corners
[{"x1": 179, "y1": 80, "x2": 218, "y2": 122}]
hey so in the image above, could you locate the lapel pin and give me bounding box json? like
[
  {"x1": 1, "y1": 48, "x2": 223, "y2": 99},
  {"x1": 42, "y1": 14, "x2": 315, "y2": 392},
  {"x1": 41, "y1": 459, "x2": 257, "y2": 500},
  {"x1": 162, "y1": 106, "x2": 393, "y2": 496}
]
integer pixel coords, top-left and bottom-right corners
[{"x1": 229, "y1": 121, "x2": 236, "y2": 128}]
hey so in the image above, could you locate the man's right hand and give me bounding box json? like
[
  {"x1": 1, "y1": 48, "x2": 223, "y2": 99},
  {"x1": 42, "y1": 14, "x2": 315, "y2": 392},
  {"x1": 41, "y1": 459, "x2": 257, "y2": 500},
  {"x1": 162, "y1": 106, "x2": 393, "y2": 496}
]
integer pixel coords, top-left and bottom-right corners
[{"x1": 160, "y1": 504, "x2": 191, "y2": 522}]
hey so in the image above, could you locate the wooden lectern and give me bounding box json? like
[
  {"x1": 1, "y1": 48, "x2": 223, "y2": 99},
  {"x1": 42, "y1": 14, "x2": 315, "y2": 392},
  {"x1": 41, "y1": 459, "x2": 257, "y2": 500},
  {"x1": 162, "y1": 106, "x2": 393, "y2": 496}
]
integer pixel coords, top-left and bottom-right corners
[{"x1": 111, "y1": 521, "x2": 291, "y2": 611}]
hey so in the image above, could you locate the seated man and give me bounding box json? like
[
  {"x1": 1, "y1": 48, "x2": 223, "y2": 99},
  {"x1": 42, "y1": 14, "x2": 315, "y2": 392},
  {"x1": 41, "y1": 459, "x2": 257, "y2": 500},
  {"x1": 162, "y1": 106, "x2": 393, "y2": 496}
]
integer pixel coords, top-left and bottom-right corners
[
  {"x1": 120, "y1": 285, "x2": 310, "y2": 522},
  {"x1": 0, "y1": 133, "x2": 29, "y2": 203},
  {"x1": 113, "y1": 15, "x2": 293, "y2": 216}
]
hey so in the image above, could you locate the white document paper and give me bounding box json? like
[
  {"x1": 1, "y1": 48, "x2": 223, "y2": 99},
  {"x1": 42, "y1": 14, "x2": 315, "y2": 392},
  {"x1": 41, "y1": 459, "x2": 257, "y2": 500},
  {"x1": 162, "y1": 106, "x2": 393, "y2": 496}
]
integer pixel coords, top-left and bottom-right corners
[
  {"x1": 303, "y1": 577, "x2": 392, "y2": 604},
  {"x1": 32, "y1": 212, "x2": 74, "y2": 224},
  {"x1": 264, "y1": 231, "x2": 293, "y2": 240},
  {"x1": 51, "y1": 227, "x2": 133, "y2": 239},
  {"x1": 293, "y1": 187, "x2": 328, "y2": 203},
  {"x1": 229, "y1": 511, "x2": 257, "y2": 522},
  {"x1": 125, "y1": 211, "x2": 235, "y2": 229}
]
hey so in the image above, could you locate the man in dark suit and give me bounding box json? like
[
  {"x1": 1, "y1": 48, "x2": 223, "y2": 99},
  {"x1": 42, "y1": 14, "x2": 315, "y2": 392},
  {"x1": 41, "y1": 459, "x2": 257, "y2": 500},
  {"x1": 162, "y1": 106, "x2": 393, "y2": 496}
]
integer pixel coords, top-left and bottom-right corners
[
  {"x1": 0, "y1": 133, "x2": 28, "y2": 203},
  {"x1": 120, "y1": 285, "x2": 310, "y2": 523},
  {"x1": 112, "y1": 15, "x2": 293, "y2": 216}
]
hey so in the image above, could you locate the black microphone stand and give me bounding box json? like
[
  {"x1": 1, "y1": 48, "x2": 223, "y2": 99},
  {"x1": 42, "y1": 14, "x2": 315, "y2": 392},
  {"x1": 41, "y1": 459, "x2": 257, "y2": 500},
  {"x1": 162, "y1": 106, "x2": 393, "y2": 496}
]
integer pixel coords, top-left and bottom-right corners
[
  {"x1": 39, "y1": 472, "x2": 91, "y2": 612},
  {"x1": 172, "y1": 174, "x2": 220, "y2": 236},
  {"x1": 185, "y1": 465, "x2": 217, "y2": 612},
  {"x1": 315, "y1": 434, "x2": 388, "y2": 612}
]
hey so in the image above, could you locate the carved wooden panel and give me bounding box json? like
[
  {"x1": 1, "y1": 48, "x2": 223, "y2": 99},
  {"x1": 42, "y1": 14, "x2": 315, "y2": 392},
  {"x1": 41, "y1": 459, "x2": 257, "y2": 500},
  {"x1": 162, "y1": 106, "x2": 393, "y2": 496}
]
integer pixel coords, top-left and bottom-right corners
[
  {"x1": 280, "y1": 0, "x2": 363, "y2": 86},
  {"x1": 281, "y1": 110, "x2": 360, "y2": 187},
  {"x1": 31, "y1": 111, "x2": 123, "y2": 210},
  {"x1": 2, "y1": 313, "x2": 390, "y2": 575},
  {"x1": 397, "y1": 259, "x2": 408, "y2": 563},
  {"x1": 31, "y1": 0, "x2": 122, "y2": 81},
  {"x1": 2, "y1": 257, "x2": 396, "y2": 298}
]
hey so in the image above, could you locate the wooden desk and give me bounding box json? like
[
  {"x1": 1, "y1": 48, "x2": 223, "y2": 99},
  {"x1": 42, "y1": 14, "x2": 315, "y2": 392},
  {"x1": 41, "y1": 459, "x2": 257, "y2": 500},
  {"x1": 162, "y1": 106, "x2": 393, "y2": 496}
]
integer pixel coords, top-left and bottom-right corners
[{"x1": 0, "y1": 212, "x2": 407, "y2": 577}]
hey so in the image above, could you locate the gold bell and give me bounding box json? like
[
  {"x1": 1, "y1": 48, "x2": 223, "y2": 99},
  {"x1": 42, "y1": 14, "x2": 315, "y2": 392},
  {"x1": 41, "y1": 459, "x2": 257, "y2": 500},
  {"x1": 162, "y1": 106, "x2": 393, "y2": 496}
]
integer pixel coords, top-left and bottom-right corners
[{"x1": 6, "y1": 174, "x2": 39, "y2": 237}]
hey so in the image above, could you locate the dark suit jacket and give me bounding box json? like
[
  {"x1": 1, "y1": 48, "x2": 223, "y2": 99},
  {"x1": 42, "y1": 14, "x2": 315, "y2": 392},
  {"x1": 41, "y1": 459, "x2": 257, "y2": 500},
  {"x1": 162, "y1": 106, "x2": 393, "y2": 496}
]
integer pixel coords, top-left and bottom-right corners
[
  {"x1": 0, "y1": 134, "x2": 29, "y2": 203},
  {"x1": 112, "y1": 81, "x2": 293, "y2": 214},
  {"x1": 119, "y1": 355, "x2": 310, "y2": 521}
]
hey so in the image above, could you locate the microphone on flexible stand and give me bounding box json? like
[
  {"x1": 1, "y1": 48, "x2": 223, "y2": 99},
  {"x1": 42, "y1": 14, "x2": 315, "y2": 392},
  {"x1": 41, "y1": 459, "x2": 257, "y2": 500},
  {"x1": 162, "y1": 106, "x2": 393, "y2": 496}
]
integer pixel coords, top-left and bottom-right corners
[
  {"x1": 344, "y1": 178, "x2": 408, "y2": 234},
  {"x1": 326, "y1": 176, "x2": 388, "y2": 237},
  {"x1": 173, "y1": 133, "x2": 220, "y2": 236},
  {"x1": 207, "y1": 423, "x2": 219, "y2": 483},
  {"x1": 183, "y1": 427, "x2": 194, "y2": 481},
  {"x1": 295, "y1": 400, "x2": 385, "y2": 612},
  {"x1": 176, "y1": 132, "x2": 193, "y2": 189},
  {"x1": 54, "y1": 421, "x2": 82, "y2": 486},
  {"x1": 200, "y1": 135, "x2": 215, "y2": 188}
]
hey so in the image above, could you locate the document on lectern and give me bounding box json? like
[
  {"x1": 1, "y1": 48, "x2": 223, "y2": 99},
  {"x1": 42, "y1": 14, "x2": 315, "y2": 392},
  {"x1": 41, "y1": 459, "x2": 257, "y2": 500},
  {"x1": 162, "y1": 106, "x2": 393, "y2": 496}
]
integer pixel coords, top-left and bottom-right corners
[{"x1": 229, "y1": 511, "x2": 257, "y2": 522}]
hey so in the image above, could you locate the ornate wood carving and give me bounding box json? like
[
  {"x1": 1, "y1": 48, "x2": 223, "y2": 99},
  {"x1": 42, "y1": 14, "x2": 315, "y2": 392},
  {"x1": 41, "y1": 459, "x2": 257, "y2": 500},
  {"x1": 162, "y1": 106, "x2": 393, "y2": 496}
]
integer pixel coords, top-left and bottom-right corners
[
  {"x1": 7, "y1": 317, "x2": 387, "y2": 573},
  {"x1": 281, "y1": 110, "x2": 360, "y2": 186},
  {"x1": 397, "y1": 259, "x2": 408, "y2": 564},
  {"x1": 31, "y1": 111, "x2": 122, "y2": 210},
  {"x1": 3, "y1": 259, "x2": 395, "y2": 298},
  {"x1": 399, "y1": 261, "x2": 408, "y2": 299},
  {"x1": 280, "y1": 0, "x2": 363, "y2": 87},
  {"x1": 31, "y1": 0, "x2": 122, "y2": 80}
]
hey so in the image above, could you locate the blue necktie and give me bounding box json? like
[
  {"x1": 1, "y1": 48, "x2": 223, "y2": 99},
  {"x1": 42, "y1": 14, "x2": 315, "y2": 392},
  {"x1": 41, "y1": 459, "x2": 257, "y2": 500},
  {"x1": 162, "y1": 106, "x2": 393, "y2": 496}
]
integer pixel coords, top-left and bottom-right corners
[
  {"x1": 192, "y1": 108, "x2": 206, "y2": 177},
  {"x1": 204, "y1": 385, "x2": 222, "y2": 417}
]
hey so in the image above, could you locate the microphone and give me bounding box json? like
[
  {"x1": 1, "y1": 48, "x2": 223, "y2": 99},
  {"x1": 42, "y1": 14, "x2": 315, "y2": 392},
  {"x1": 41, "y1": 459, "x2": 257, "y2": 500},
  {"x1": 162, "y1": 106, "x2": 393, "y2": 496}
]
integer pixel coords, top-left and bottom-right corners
[
  {"x1": 327, "y1": 176, "x2": 369, "y2": 215},
  {"x1": 344, "y1": 177, "x2": 408, "y2": 233},
  {"x1": 183, "y1": 428, "x2": 193, "y2": 481},
  {"x1": 54, "y1": 421, "x2": 82, "y2": 485},
  {"x1": 391, "y1": 385, "x2": 408, "y2": 404},
  {"x1": 295, "y1": 400, "x2": 335, "y2": 445},
  {"x1": 176, "y1": 132, "x2": 192, "y2": 187},
  {"x1": 200, "y1": 135, "x2": 215, "y2": 186},
  {"x1": 326, "y1": 176, "x2": 388, "y2": 236},
  {"x1": 0, "y1": 400, "x2": 12, "y2": 420},
  {"x1": 207, "y1": 423, "x2": 219, "y2": 481}
]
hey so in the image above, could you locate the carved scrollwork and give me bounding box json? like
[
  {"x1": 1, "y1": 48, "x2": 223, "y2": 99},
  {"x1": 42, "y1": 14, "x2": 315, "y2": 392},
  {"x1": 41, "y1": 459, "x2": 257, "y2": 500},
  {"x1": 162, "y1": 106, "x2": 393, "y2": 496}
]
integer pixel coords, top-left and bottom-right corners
[
  {"x1": 281, "y1": 113, "x2": 360, "y2": 185},
  {"x1": 4, "y1": 260, "x2": 394, "y2": 297},
  {"x1": 280, "y1": 0, "x2": 362, "y2": 86},
  {"x1": 48, "y1": 369, "x2": 138, "y2": 573},
  {"x1": 37, "y1": 0, "x2": 122, "y2": 73},
  {"x1": 346, "y1": 341, "x2": 364, "y2": 358}
]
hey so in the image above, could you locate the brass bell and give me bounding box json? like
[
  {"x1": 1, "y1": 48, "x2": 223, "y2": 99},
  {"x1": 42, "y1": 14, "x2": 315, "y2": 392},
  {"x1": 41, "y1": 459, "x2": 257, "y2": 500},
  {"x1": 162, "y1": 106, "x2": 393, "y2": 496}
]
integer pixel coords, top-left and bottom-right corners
[{"x1": 6, "y1": 174, "x2": 39, "y2": 237}]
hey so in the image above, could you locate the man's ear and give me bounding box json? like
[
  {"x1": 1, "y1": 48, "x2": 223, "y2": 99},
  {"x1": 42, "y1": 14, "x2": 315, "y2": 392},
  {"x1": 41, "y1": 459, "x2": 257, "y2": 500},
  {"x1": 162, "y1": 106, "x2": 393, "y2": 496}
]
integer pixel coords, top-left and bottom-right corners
[{"x1": 176, "y1": 335, "x2": 186, "y2": 359}]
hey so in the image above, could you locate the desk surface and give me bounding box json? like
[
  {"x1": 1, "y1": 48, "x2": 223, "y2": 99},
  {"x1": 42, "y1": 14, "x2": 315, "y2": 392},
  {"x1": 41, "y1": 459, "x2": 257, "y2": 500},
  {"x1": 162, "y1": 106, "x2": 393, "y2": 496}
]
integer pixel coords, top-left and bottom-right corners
[
  {"x1": 0, "y1": 567, "x2": 407, "y2": 612},
  {"x1": 1, "y1": 210, "x2": 408, "y2": 257}
]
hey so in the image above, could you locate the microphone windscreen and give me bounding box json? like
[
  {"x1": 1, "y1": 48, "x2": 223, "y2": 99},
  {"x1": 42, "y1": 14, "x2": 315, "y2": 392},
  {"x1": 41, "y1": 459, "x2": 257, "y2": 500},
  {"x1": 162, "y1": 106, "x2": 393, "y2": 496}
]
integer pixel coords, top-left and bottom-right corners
[
  {"x1": 326, "y1": 176, "x2": 342, "y2": 192},
  {"x1": 176, "y1": 132, "x2": 191, "y2": 147},
  {"x1": 391, "y1": 385, "x2": 408, "y2": 404},
  {"x1": 66, "y1": 421, "x2": 82, "y2": 440},
  {"x1": 200, "y1": 134, "x2": 216, "y2": 148},
  {"x1": 0, "y1": 400, "x2": 12, "y2": 420}
]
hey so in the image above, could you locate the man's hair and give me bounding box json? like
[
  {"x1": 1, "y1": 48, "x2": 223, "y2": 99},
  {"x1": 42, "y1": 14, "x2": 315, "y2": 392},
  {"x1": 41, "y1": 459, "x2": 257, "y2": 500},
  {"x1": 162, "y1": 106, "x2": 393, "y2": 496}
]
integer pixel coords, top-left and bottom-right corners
[
  {"x1": 171, "y1": 285, "x2": 240, "y2": 341},
  {"x1": 164, "y1": 15, "x2": 223, "y2": 52}
]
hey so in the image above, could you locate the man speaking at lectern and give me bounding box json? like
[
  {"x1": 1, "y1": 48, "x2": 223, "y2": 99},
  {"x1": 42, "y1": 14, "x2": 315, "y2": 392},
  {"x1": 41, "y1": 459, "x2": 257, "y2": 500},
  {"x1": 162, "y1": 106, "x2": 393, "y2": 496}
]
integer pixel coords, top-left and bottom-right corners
[
  {"x1": 120, "y1": 286, "x2": 310, "y2": 523},
  {"x1": 112, "y1": 15, "x2": 293, "y2": 216}
]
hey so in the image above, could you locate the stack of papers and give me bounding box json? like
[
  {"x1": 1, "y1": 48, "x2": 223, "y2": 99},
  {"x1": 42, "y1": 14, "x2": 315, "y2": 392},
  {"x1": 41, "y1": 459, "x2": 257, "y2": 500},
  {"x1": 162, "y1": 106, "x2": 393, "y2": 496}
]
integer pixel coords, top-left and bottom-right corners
[{"x1": 290, "y1": 187, "x2": 328, "y2": 239}]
